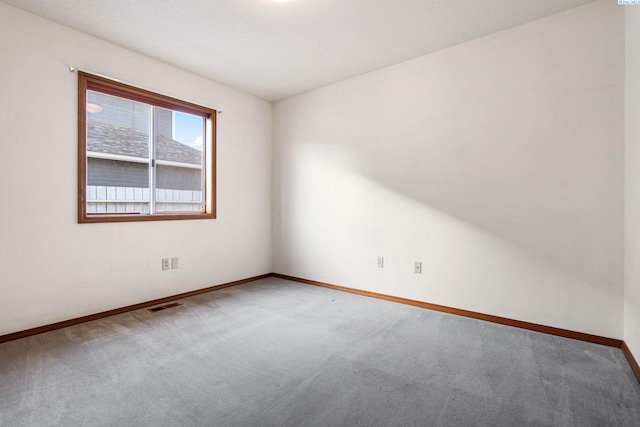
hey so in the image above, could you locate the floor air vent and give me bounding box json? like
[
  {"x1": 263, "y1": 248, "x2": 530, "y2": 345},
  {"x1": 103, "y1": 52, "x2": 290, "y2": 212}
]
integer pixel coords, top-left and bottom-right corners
[{"x1": 147, "y1": 302, "x2": 182, "y2": 313}]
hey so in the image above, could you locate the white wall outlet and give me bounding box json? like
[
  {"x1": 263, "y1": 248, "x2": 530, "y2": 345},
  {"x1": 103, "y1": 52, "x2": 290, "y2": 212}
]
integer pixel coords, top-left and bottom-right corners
[
  {"x1": 377, "y1": 257, "x2": 384, "y2": 268},
  {"x1": 171, "y1": 257, "x2": 179, "y2": 269},
  {"x1": 414, "y1": 261, "x2": 422, "y2": 274},
  {"x1": 162, "y1": 258, "x2": 170, "y2": 271}
]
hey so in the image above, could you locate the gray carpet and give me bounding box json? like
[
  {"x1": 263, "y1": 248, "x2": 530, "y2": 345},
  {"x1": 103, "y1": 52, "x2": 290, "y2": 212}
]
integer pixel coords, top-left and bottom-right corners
[{"x1": 1, "y1": 277, "x2": 639, "y2": 426}]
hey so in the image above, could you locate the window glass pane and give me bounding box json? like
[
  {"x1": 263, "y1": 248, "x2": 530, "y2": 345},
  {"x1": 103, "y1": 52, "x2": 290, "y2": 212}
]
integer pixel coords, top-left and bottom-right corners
[
  {"x1": 86, "y1": 90, "x2": 151, "y2": 214},
  {"x1": 154, "y1": 108, "x2": 204, "y2": 212}
]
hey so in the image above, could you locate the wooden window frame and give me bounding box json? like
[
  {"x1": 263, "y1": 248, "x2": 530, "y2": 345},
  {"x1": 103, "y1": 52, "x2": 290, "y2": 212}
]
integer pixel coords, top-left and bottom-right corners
[{"x1": 78, "y1": 72, "x2": 216, "y2": 223}]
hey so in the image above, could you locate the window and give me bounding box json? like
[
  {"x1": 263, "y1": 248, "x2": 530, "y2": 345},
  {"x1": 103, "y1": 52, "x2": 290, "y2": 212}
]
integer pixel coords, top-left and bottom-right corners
[{"x1": 78, "y1": 72, "x2": 216, "y2": 223}]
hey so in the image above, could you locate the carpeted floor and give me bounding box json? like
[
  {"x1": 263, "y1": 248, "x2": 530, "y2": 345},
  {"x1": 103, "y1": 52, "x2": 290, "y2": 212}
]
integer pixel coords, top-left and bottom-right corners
[{"x1": 1, "y1": 277, "x2": 639, "y2": 426}]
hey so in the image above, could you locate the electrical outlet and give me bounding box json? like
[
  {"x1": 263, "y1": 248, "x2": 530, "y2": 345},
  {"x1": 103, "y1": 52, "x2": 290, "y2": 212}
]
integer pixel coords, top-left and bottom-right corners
[
  {"x1": 377, "y1": 257, "x2": 384, "y2": 268},
  {"x1": 414, "y1": 261, "x2": 422, "y2": 274},
  {"x1": 162, "y1": 258, "x2": 170, "y2": 271},
  {"x1": 171, "y1": 257, "x2": 179, "y2": 269}
]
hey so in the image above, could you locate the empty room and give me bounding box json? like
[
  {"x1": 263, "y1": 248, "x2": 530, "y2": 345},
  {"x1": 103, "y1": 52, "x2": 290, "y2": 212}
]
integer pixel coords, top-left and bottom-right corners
[{"x1": 1, "y1": 0, "x2": 640, "y2": 425}]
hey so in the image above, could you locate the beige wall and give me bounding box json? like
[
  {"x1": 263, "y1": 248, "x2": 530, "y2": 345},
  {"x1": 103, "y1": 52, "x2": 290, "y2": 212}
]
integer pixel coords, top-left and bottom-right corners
[
  {"x1": 625, "y1": 6, "x2": 640, "y2": 360},
  {"x1": 273, "y1": 0, "x2": 624, "y2": 338},
  {"x1": 0, "y1": 4, "x2": 273, "y2": 335}
]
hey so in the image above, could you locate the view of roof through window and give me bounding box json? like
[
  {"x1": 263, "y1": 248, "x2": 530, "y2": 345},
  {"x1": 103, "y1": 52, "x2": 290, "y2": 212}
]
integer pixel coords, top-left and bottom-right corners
[{"x1": 85, "y1": 90, "x2": 205, "y2": 215}]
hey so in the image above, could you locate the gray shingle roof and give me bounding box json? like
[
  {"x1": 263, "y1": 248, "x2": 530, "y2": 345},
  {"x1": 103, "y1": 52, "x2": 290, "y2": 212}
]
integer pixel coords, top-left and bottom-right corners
[{"x1": 87, "y1": 121, "x2": 202, "y2": 165}]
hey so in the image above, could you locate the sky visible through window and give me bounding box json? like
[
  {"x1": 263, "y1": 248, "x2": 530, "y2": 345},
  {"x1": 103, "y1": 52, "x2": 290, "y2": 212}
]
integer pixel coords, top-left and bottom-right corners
[{"x1": 173, "y1": 111, "x2": 203, "y2": 151}]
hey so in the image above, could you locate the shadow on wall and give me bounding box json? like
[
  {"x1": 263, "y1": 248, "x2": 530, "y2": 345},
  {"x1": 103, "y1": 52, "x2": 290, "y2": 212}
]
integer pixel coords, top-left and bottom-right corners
[
  {"x1": 275, "y1": 138, "x2": 621, "y2": 326},
  {"x1": 276, "y1": 78, "x2": 623, "y2": 292}
]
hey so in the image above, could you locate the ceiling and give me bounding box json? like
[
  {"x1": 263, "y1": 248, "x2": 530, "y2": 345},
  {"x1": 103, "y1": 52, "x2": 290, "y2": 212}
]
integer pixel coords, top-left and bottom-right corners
[{"x1": 2, "y1": 0, "x2": 597, "y2": 101}]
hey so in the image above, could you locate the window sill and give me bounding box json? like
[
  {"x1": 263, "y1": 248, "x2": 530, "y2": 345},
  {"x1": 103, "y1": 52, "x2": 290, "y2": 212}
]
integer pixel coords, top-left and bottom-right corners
[{"x1": 79, "y1": 212, "x2": 215, "y2": 223}]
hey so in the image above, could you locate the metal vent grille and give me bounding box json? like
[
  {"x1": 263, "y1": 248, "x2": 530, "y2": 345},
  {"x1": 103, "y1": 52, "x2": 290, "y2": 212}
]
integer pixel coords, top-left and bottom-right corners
[{"x1": 147, "y1": 302, "x2": 182, "y2": 313}]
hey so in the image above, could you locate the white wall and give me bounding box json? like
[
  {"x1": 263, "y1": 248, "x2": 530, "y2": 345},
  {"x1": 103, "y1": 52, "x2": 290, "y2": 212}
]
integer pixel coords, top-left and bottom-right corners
[
  {"x1": 273, "y1": 0, "x2": 624, "y2": 338},
  {"x1": 0, "y1": 4, "x2": 272, "y2": 335},
  {"x1": 625, "y1": 6, "x2": 640, "y2": 359},
  {"x1": 0, "y1": 1, "x2": 629, "y2": 343}
]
